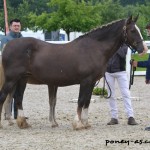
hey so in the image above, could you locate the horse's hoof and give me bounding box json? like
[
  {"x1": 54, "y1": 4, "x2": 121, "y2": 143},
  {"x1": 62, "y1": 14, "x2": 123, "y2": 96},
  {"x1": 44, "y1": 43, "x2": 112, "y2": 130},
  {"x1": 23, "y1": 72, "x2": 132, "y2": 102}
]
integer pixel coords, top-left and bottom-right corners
[
  {"x1": 72, "y1": 120, "x2": 85, "y2": 130},
  {"x1": 17, "y1": 116, "x2": 31, "y2": 129},
  {"x1": 84, "y1": 123, "x2": 91, "y2": 129},
  {"x1": 81, "y1": 120, "x2": 91, "y2": 129},
  {"x1": 51, "y1": 124, "x2": 59, "y2": 128}
]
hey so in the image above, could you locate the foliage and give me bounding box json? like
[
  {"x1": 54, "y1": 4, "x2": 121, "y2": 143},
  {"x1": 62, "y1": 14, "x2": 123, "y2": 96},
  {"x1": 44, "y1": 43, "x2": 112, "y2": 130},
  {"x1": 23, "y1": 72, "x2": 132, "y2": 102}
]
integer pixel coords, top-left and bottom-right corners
[
  {"x1": 92, "y1": 87, "x2": 108, "y2": 96},
  {"x1": 98, "y1": 0, "x2": 124, "y2": 25},
  {"x1": 0, "y1": 0, "x2": 50, "y2": 31},
  {"x1": 9, "y1": 0, "x2": 30, "y2": 30},
  {"x1": 0, "y1": 8, "x2": 4, "y2": 31},
  {"x1": 0, "y1": 0, "x2": 150, "y2": 41},
  {"x1": 27, "y1": 0, "x2": 51, "y2": 15},
  {"x1": 29, "y1": 0, "x2": 101, "y2": 40},
  {"x1": 119, "y1": 0, "x2": 146, "y2": 6},
  {"x1": 0, "y1": 0, "x2": 31, "y2": 31},
  {"x1": 136, "y1": 1, "x2": 150, "y2": 40}
]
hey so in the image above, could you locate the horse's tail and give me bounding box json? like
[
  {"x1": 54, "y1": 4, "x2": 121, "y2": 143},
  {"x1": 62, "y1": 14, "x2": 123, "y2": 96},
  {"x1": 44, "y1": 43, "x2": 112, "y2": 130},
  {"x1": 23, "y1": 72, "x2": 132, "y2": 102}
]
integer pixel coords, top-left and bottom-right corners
[{"x1": 0, "y1": 55, "x2": 5, "y2": 89}]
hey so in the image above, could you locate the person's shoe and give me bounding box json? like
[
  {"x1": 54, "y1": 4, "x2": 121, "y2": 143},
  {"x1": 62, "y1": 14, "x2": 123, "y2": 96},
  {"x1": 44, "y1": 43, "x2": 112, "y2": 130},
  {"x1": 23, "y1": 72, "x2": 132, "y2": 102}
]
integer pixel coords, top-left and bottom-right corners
[
  {"x1": 107, "y1": 118, "x2": 119, "y2": 125},
  {"x1": 128, "y1": 117, "x2": 138, "y2": 125},
  {"x1": 145, "y1": 126, "x2": 150, "y2": 131}
]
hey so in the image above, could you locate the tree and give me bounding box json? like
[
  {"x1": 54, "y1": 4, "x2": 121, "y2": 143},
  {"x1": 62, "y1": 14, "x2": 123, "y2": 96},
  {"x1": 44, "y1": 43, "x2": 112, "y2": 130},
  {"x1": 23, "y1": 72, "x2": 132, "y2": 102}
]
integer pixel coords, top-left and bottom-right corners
[
  {"x1": 8, "y1": 0, "x2": 30, "y2": 30},
  {"x1": 0, "y1": 0, "x2": 50, "y2": 31},
  {"x1": 29, "y1": 0, "x2": 101, "y2": 40},
  {"x1": 98, "y1": 0, "x2": 124, "y2": 25},
  {"x1": 0, "y1": 0, "x2": 149, "y2": 41},
  {"x1": 119, "y1": 0, "x2": 146, "y2": 6},
  {"x1": 135, "y1": 1, "x2": 150, "y2": 40},
  {"x1": 27, "y1": 0, "x2": 51, "y2": 15}
]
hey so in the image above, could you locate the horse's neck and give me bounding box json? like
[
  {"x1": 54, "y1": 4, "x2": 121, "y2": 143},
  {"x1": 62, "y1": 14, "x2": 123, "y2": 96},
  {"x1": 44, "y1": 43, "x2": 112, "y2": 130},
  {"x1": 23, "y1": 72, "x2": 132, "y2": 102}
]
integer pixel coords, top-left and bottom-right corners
[
  {"x1": 99, "y1": 25, "x2": 125, "y2": 61},
  {"x1": 104, "y1": 35, "x2": 123, "y2": 58}
]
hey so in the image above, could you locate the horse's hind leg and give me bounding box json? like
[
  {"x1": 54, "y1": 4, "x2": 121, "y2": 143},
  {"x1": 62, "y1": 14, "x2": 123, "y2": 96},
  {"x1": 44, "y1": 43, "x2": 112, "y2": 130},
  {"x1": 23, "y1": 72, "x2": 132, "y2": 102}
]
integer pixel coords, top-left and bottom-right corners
[
  {"x1": 48, "y1": 85, "x2": 58, "y2": 127},
  {"x1": 0, "y1": 81, "x2": 15, "y2": 128},
  {"x1": 72, "y1": 80, "x2": 95, "y2": 130},
  {"x1": 15, "y1": 79, "x2": 31, "y2": 129}
]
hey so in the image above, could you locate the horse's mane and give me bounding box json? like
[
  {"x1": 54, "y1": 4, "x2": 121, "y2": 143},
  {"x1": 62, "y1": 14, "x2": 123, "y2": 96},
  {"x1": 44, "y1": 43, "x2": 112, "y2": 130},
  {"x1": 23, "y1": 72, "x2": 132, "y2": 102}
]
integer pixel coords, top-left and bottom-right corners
[{"x1": 76, "y1": 18, "x2": 126, "y2": 40}]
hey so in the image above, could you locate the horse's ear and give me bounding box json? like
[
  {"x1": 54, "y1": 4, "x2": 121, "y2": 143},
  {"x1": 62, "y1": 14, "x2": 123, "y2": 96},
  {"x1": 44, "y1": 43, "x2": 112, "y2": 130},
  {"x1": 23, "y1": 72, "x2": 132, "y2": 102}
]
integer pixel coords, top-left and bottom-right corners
[
  {"x1": 133, "y1": 14, "x2": 139, "y2": 22},
  {"x1": 126, "y1": 15, "x2": 132, "y2": 24}
]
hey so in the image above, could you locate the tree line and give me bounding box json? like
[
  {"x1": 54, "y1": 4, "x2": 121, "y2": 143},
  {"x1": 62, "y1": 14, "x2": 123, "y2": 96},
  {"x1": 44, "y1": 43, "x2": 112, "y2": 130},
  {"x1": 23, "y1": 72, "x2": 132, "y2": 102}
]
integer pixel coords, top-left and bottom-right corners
[{"x1": 0, "y1": 0, "x2": 150, "y2": 40}]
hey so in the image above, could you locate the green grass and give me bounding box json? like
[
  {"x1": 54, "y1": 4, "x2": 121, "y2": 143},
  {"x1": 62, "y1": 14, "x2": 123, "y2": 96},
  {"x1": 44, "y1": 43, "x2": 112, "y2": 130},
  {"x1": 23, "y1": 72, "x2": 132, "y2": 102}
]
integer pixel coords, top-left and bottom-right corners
[
  {"x1": 131, "y1": 53, "x2": 149, "y2": 71},
  {"x1": 92, "y1": 87, "x2": 108, "y2": 96}
]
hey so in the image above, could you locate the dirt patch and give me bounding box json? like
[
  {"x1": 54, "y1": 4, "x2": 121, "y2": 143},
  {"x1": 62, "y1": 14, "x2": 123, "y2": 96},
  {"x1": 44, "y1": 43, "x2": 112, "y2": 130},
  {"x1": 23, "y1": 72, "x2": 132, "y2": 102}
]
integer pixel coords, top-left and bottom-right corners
[{"x1": 0, "y1": 76, "x2": 150, "y2": 150}]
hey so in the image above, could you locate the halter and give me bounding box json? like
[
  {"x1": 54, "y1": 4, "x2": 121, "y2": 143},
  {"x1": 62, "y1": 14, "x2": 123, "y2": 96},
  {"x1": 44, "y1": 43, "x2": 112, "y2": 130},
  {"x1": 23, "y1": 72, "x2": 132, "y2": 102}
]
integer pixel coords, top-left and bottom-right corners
[{"x1": 122, "y1": 25, "x2": 143, "y2": 52}]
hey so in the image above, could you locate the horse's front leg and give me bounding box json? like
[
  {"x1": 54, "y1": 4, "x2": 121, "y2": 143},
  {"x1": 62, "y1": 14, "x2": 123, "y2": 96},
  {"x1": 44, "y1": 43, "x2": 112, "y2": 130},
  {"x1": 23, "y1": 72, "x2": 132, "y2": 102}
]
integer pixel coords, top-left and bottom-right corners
[
  {"x1": 0, "y1": 93, "x2": 8, "y2": 128},
  {"x1": 48, "y1": 85, "x2": 58, "y2": 127},
  {"x1": 0, "y1": 81, "x2": 14, "y2": 128},
  {"x1": 15, "y1": 79, "x2": 31, "y2": 129},
  {"x1": 72, "y1": 80, "x2": 95, "y2": 130}
]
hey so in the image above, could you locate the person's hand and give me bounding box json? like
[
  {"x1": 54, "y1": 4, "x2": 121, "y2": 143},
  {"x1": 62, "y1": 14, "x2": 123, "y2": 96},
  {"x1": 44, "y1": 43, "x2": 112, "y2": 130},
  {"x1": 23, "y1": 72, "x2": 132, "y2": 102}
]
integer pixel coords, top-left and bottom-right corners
[
  {"x1": 145, "y1": 79, "x2": 150, "y2": 84},
  {"x1": 132, "y1": 61, "x2": 138, "y2": 67},
  {"x1": 139, "y1": 41, "x2": 148, "y2": 56}
]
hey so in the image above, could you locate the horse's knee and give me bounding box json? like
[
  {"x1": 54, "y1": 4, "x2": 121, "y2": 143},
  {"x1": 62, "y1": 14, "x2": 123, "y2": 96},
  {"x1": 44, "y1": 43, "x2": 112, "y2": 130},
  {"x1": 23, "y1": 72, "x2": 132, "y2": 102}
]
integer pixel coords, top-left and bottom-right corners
[
  {"x1": 78, "y1": 98, "x2": 84, "y2": 108},
  {"x1": 83, "y1": 99, "x2": 91, "y2": 108}
]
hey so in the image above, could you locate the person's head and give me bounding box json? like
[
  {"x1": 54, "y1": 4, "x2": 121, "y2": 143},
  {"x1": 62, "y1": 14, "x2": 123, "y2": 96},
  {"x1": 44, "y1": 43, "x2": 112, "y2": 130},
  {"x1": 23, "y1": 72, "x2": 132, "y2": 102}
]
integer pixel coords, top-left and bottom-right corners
[
  {"x1": 146, "y1": 23, "x2": 150, "y2": 37},
  {"x1": 9, "y1": 19, "x2": 21, "y2": 33}
]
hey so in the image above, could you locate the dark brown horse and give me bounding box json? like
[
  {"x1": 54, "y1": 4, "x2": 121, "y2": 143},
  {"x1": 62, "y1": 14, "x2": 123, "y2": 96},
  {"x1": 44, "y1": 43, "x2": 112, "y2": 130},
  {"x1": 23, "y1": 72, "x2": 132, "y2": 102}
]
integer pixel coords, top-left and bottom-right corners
[{"x1": 0, "y1": 16, "x2": 146, "y2": 130}]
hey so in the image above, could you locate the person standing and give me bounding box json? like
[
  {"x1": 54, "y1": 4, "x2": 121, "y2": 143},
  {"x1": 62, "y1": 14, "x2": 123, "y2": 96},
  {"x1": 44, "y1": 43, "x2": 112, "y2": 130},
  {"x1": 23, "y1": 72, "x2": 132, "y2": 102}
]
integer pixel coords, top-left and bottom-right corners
[
  {"x1": 132, "y1": 23, "x2": 150, "y2": 130},
  {"x1": 1, "y1": 19, "x2": 22, "y2": 119},
  {"x1": 105, "y1": 44, "x2": 138, "y2": 125},
  {"x1": 1, "y1": 19, "x2": 22, "y2": 50}
]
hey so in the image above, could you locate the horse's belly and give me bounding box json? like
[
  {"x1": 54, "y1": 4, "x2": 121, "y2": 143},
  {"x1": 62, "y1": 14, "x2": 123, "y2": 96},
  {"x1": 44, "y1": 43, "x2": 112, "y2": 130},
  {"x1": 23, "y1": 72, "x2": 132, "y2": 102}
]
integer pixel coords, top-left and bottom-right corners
[
  {"x1": 27, "y1": 77, "x2": 44, "y2": 85},
  {"x1": 28, "y1": 72, "x2": 80, "y2": 86}
]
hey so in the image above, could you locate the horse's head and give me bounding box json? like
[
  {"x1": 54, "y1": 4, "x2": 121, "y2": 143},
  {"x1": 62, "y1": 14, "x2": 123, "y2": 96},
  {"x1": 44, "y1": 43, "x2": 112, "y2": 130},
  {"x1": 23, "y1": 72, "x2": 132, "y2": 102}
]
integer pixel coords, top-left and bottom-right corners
[{"x1": 123, "y1": 15, "x2": 144, "y2": 54}]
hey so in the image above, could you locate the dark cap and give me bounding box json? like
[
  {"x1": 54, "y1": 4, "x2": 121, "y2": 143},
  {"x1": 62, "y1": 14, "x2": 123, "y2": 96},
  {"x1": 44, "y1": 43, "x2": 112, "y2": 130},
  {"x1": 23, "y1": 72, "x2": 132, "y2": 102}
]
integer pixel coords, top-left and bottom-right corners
[{"x1": 146, "y1": 23, "x2": 150, "y2": 29}]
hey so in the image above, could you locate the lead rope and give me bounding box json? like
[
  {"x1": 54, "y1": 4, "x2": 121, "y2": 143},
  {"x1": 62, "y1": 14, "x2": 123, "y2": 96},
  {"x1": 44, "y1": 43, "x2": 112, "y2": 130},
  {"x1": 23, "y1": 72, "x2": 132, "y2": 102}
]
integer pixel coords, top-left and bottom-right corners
[
  {"x1": 101, "y1": 75, "x2": 111, "y2": 99},
  {"x1": 129, "y1": 59, "x2": 136, "y2": 89},
  {"x1": 94, "y1": 79, "x2": 100, "y2": 87}
]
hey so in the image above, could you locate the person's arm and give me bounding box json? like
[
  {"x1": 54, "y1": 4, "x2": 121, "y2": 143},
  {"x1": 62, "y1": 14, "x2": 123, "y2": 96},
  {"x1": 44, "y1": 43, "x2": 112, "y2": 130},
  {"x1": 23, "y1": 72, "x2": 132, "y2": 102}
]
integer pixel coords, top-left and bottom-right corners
[
  {"x1": 132, "y1": 55, "x2": 150, "y2": 84},
  {"x1": 132, "y1": 54, "x2": 150, "y2": 68},
  {"x1": 137, "y1": 60, "x2": 150, "y2": 68},
  {"x1": 1, "y1": 37, "x2": 8, "y2": 52},
  {"x1": 132, "y1": 60, "x2": 150, "y2": 84}
]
